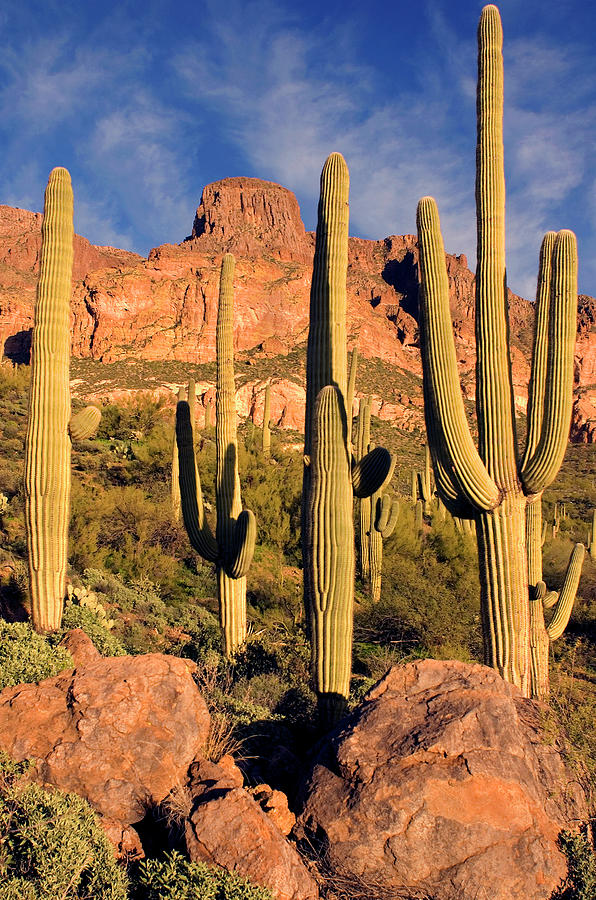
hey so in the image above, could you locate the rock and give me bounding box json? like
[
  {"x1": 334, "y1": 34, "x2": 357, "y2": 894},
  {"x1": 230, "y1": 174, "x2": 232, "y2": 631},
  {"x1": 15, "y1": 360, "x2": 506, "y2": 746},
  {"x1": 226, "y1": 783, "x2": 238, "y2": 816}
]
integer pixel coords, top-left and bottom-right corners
[
  {"x1": 249, "y1": 784, "x2": 296, "y2": 836},
  {"x1": 57, "y1": 627, "x2": 101, "y2": 666},
  {"x1": 0, "y1": 653, "x2": 210, "y2": 850},
  {"x1": 185, "y1": 758, "x2": 319, "y2": 900},
  {"x1": 296, "y1": 659, "x2": 587, "y2": 900}
]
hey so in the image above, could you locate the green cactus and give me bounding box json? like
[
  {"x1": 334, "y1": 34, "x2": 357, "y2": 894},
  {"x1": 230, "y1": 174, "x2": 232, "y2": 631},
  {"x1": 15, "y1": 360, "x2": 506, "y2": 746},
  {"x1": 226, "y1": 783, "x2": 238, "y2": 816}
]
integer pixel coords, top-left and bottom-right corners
[
  {"x1": 370, "y1": 486, "x2": 399, "y2": 603},
  {"x1": 24, "y1": 168, "x2": 100, "y2": 633},
  {"x1": 171, "y1": 386, "x2": 184, "y2": 523},
  {"x1": 416, "y1": 6, "x2": 580, "y2": 698},
  {"x1": 356, "y1": 396, "x2": 372, "y2": 582},
  {"x1": 588, "y1": 510, "x2": 596, "y2": 561},
  {"x1": 176, "y1": 254, "x2": 256, "y2": 655},
  {"x1": 261, "y1": 384, "x2": 271, "y2": 457},
  {"x1": 346, "y1": 348, "x2": 358, "y2": 453},
  {"x1": 303, "y1": 153, "x2": 393, "y2": 726},
  {"x1": 204, "y1": 397, "x2": 212, "y2": 430},
  {"x1": 188, "y1": 379, "x2": 196, "y2": 427}
]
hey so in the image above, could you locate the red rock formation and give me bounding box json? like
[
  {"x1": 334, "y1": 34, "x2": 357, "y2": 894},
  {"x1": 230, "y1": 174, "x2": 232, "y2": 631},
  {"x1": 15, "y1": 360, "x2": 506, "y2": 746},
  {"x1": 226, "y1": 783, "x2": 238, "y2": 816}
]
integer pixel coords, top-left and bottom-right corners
[
  {"x1": 185, "y1": 758, "x2": 319, "y2": 900},
  {"x1": 0, "y1": 653, "x2": 210, "y2": 854},
  {"x1": 0, "y1": 177, "x2": 594, "y2": 439},
  {"x1": 296, "y1": 659, "x2": 587, "y2": 900}
]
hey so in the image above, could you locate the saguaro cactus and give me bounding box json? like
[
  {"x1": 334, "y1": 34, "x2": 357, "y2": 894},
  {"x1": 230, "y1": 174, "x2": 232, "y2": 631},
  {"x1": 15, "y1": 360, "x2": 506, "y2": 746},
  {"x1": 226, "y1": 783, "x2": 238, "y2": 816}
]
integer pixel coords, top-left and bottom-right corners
[
  {"x1": 356, "y1": 396, "x2": 372, "y2": 582},
  {"x1": 171, "y1": 386, "x2": 184, "y2": 522},
  {"x1": 177, "y1": 254, "x2": 256, "y2": 655},
  {"x1": 24, "y1": 168, "x2": 100, "y2": 633},
  {"x1": 416, "y1": 6, "x2": 580, "y2": 697},
  {"x1": 261, "y1": 384, "x2": 271, "y2": 457},
  {"x1": 370, "y1": 477, "x2": 399, "y2": 603},
  {"x1": 303, "y1": 153, "x2": 393, "y2": 726}
]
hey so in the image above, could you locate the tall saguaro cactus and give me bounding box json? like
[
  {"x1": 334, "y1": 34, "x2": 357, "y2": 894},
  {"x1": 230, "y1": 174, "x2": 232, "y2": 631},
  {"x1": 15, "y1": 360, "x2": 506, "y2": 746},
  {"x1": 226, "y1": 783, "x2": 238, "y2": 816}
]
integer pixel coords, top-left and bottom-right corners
[
  {"x1": 171, "y1": 386, "x2": 184, "y2": 523},
  {"x1": 24, "y1": 168, "x2": 100, "y2": 632},
  {"x1": 356, "y1": 396, "x2": 372, "y2": 582},
  {"x1": 303, "y1": 153, "x2": 393, "y2": 726},
  {"x1": 416, "y1": 5, "x2": 581, "y2": 697},
  {"x1": 177, "y1": 254, "x2": 256, "y2": 655}
]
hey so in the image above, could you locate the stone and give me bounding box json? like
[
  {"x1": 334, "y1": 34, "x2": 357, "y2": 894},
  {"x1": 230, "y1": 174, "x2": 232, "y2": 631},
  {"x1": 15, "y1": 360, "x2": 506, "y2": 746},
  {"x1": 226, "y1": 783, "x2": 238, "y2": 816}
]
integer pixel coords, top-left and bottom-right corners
[
  {"x1": 296, "y1": 659, "x2": 587, "y2": 900},
  {"x1": 249, "y1": 783, "x2": 296, "y2": 836},
  {"x1": 0, "y1": 653, "x2": 210, "y2": 848},
  {"x1": 57, "y1": 627, "x2": 101, "y2": 666},
  {"x1": 185, "y1": 758, "x2": 319, "y2": 900}
]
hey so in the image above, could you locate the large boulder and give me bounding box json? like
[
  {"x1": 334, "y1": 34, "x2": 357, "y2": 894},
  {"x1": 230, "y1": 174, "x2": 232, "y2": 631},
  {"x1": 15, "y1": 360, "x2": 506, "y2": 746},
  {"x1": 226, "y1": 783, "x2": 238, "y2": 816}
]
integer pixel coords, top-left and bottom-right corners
[
  {"x1": 185, "y1": 758, "x2": 319, "y2": 900},
  {"x1": 0, "y1": 653, "x2": 210, "y2": 853},
  {"x1": 296, "y1": 659, "x2": 587, "y2": 900}
]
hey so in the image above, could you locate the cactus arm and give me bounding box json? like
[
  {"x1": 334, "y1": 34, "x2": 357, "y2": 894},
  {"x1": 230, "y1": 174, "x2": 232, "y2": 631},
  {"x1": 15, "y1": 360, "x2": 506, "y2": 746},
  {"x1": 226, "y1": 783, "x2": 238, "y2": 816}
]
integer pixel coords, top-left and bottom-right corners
[
  {"x1": 69, "y1": 406, "x2": 101, "y2": 442},
  {"x1": 176, "y1": 400, "x2": 218, "y2": 561},
  {"x1": 352, "y1": 446, "x2": 394, "y2": 498},
  {"x1": 305, "y1": 386, "x2": 354, "y2": 721},
  {"x1": 546, "y1": 543, "x2": 585, "y2": 640},
  {"x1": 375, "y1": 493, "x2": 399, "y2": 539},
  {"x1": 589, "y1": 509, "x2": 596, "y2": 561},
  {"x1": 521, "y1": 233, "x2": 556, "y2": 467},
  {"x1": 416, "y1": 196, "x2": 500, "y2": 513},
  {"x1": 521, "y1": 231, "x2": 578, "y2": 495},
  {"x1": 304, "y1": 153, "x2": 349, "y2": 461},
  {"x1": 225, "y1": 509, "x2": 257, "y2": 579},
  {"x1": 24, "y1": 168, "x2": 74, "y2": 632},
  {"x1": 542, "y1": 588, "x2": 559, "y2": 609}
]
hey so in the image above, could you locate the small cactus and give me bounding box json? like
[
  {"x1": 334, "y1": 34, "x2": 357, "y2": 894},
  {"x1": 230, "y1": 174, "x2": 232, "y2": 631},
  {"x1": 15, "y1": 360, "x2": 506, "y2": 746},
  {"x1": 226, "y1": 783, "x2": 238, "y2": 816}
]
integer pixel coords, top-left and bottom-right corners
[{"x1": 262, "y1": 384, "x2": 271, "y2": 457}]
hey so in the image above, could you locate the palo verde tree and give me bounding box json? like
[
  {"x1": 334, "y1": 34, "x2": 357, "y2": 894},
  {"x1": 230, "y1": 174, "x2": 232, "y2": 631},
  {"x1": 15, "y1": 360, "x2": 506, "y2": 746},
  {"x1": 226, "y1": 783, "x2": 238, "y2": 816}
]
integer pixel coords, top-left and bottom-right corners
[{"x1": 416, "y1": 5, "x2": 582, "y2": 698}]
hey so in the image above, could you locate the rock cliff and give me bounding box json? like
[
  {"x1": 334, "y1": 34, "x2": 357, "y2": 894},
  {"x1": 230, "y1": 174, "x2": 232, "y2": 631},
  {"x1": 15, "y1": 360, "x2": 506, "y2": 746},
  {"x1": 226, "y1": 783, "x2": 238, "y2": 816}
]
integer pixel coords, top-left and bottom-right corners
[{"x1": 0, "y1": 176, "x2": 594, "y2": 439}]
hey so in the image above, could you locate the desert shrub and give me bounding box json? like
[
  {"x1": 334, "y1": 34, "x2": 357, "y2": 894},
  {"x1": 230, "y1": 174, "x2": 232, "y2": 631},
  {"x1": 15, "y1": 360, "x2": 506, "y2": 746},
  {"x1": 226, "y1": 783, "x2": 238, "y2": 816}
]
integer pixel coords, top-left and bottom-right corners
[
  {"x1": 58, "y1": 604, "x2": 126, "y2": 657},
  {"x1": 132, "y1": 849, "x2": 273, "y2": 899},
  {"x1": 0, "y1": 752, "x2": 127, "y2": 899},
  {"x1": 0, "y1": 622, "x2": 73, "y2": 690},
  {"x1": 551, "y1": 830, "x2": 596, "y2": 900}
]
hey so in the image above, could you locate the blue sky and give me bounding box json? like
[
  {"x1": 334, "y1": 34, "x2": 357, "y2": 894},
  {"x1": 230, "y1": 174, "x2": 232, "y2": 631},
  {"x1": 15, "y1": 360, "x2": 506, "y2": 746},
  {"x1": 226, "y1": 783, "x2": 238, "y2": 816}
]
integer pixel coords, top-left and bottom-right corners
[{"x1": 1, "y1": 0, "x2": 594, "y2": 299}]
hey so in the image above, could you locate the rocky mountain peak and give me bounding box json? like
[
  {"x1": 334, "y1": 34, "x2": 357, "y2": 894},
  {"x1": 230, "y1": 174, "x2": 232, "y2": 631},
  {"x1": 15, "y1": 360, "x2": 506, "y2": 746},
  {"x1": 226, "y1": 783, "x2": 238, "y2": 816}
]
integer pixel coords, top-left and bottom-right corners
[{"x1": 188, "y1": 176, "x2": 311, "y2": 262}]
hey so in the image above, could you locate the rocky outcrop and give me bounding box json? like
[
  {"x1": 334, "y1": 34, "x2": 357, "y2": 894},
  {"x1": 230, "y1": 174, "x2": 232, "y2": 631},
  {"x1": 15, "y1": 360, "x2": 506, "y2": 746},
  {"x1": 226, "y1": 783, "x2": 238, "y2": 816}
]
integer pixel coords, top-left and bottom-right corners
[
  {"x1": 1, "y1": 178, "x2": 594, "y2": 439},
  {"x1": 0, "y1": 653, "x2": 210, "y2": 854},
  {"x1": 185, "y1": 758, "x2": 319, "y2": 900},
  {"x1": 296, "y1": 659, "x2": 587, "y2": 900}
]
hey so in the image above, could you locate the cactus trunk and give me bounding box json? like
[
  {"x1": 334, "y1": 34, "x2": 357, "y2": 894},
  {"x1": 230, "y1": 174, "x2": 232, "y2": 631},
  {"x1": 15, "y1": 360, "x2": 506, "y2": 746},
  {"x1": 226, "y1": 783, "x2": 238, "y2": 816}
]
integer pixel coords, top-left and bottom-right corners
[
  {"x1": 24, "y1": 168, "x2": 74, "y2": 633},
  {"x1": 262, "y1": 384, "x2": 271, "y2": 457}
]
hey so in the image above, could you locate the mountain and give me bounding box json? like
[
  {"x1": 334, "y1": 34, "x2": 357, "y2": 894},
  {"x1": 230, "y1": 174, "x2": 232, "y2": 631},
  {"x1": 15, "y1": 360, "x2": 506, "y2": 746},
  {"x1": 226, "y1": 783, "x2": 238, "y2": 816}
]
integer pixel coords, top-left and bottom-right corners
[{"x1": 0, "y1": 178, "x2": 594, "y2": 441}]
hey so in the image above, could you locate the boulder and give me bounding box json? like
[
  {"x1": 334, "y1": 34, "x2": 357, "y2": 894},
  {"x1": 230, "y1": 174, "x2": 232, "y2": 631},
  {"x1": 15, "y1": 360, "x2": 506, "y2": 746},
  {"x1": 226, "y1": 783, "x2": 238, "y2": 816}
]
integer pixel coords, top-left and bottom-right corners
[
  {"x1": 0, "y1": 653, "x2": 210, "y2": 850},
  {"x1": 57, "y1": 627, "x2": 101, "y2": 666},
  {"x1": 185, "y1": 758, "x2": 319, "y2": 900},
  {"x1": 296, "y1": 659, "x2": 587, "y2": 900}
]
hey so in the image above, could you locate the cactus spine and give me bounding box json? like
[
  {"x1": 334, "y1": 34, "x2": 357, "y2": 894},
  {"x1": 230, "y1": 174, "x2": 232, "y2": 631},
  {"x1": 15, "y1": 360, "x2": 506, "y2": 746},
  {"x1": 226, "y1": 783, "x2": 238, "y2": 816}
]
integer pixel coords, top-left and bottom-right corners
[
  {"x1": 416, "y1": 6, "x2": 579, "y2": 697},
  {"x1": 177, "y1": 254, "x2": 256, "y2": 655},
  {"x1": 303, "y1": 153, "x2": 392, "y2": 726},
  {"x1": 262, "y1": 384, "x2": 271, "y2": 457},
  {"x1": 24, "y1": 168, "x2": 100, "y2": 633}
]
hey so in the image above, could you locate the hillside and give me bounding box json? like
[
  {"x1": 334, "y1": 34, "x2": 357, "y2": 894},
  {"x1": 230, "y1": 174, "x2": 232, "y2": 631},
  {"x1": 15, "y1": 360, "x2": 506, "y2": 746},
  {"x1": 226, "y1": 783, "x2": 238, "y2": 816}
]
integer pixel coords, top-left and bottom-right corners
[{"x1": 0, "y1": 176, "x2": 594, "y2": 443}]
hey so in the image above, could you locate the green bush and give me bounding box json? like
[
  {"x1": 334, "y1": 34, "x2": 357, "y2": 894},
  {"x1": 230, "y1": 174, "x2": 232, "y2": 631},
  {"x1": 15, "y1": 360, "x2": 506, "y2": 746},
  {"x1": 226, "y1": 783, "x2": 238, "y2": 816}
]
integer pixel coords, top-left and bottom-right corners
[
  {"x1": 132, "y1": 850, "x2": 273, "y2": 900},
  {"x1": 0, "y1": 752, "x2": 127, "y2": 899},
  {"x1": 0, "y1": 622, "x2": 73, "y2": 690},
  {"x1": 58, "y1": 605, "x2": 126, "y2": 657},
  {"x1": 551, "y1": 830, "x2": 596, "y2": 900}
]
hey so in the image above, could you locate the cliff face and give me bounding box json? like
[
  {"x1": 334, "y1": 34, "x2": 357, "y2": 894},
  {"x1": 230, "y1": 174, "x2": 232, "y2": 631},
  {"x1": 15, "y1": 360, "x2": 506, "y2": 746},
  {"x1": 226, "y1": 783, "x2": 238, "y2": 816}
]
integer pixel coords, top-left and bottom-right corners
[{"x1": 0, "y1": 178, "x2": 594, "y2": 439}]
